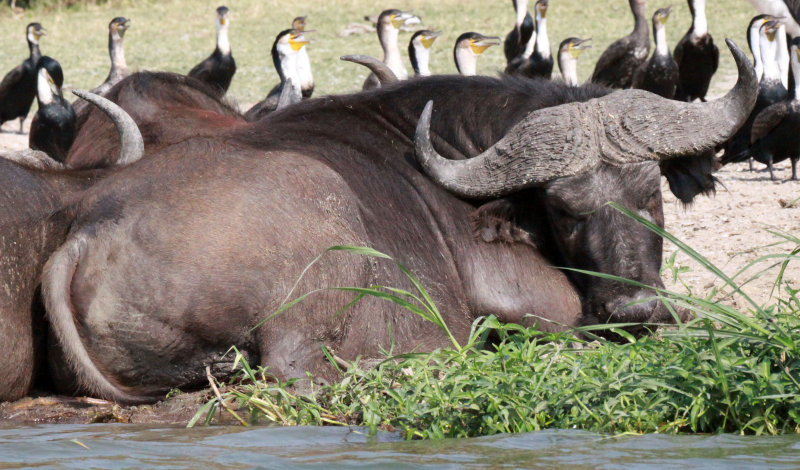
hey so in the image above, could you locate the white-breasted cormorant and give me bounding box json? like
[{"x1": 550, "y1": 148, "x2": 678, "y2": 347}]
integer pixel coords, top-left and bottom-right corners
[
  {"x1": 745, "y1": 0, "x2": 800, "y2": 37},
  {"x1": 188, "y1": 6, "x2": 236, "y2": 95},
  {"x1": 674, "y1": 0, "x2": 719, "y2": 102},
  {"x1": 723, "y1": 20, "x2": 788, "y2": 168},
  {"x1": 362, "y1": 9, "x2": 421, "y2": 90},
  {"x1": 245, "y1": 29, "x2": 308, "y2": 121},
  {"x1": 748, "y1": 15, "x2": 774, "y2": 79},
  {"x1": 454, "y1": 32, "x2": 500, "y2": 76},
  {"x1": 522, "y1": 0, "x2": 552, "y2": 78},
  {"x1": 591, "y1": 0, "x2": 649, "y2": 88},
  {"x1": 291, "y1": 16, "x2": 315, "y2": 99},
  {"x1": 92, "y1": 17, "x2": 131, "y2": 96},
  {"x1": 557, "y1": 37, "x2": 591, "y2": 86},
  {"x1": 504, "y1": 0, "x2": 535, "y2": 64},
  {"x1": 633, "y1": 7, "x2": 679, "y2": 98},
  {"x1": 409, "y1": 30, "x2": 441, "y2": 76},
  {"x1": 29, "y1": 56, "x2": 75, "y2": 163},
  {"x1": 747, "y1": 36, "x2": 800, "y2": 180},
  {"x1": 0, "y1": 23, "x2": 46, "y2": 133}
]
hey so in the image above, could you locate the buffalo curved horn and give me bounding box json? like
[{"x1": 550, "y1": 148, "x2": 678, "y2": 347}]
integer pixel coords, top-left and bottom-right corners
[
  {"x1": 415, "y1": 39, "x2": 757, "y2": 199},
  {"x1": 340, "y1": 55, "x2": 398, "y2": 85},
  {"x1": 72, "y1": 89, "x2": 144, "y2": 166},
  {"x1": 277, "y1": 78, "x2": 301, "y2": 110}
]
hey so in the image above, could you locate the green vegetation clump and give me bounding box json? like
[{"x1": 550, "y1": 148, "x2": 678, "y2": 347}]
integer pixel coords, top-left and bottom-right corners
[{"x1": 193, "y1": 208, "x2": 800, "y2": 438}]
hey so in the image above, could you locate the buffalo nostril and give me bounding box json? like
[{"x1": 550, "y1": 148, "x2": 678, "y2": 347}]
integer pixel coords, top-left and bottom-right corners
[{"x1": 605, "y1": 294, "x2": 662, "y2": 323}]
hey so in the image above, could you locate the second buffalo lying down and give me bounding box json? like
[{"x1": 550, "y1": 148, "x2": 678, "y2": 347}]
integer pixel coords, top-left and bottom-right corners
[{"x1": 42, "y1": 40, "x2": 755, "y2": 404}]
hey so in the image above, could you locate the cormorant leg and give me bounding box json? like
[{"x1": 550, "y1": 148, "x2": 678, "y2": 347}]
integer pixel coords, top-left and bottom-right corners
[
  {"x1": 768, "y1": 156, "x2": 775, "y2": 181},
  {"x1": 17, "y1": 117, "x2": 24, "y2": 134},
  {"x1": 791, "y1": 157, "x2": 798, "y2": 180},
  {"x1": 748, "y1": 157, "x2": 754, "y2": 172}
]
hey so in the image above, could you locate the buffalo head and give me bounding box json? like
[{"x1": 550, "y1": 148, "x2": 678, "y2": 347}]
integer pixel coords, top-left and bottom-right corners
[{"x1": 414, "y1": 39, "x2": 756, "y2": 330}]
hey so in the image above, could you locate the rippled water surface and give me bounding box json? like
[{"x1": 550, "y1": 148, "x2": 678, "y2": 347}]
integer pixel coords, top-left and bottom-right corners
[{"x1": 1, "y1": 425, "x2": 799, "y2": 469}]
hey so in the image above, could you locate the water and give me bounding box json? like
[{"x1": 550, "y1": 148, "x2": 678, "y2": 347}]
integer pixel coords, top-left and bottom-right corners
[{"x1": 0, "y1": 425, "x2": 799, "y2": 469}]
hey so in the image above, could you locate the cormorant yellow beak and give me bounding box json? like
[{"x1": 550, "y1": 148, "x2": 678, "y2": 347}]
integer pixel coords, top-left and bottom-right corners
[
  {"x1": 421, "y1": 31, "x2": 441, "y2": 49},
  {"x1": 470, "y1": 36, "x2": 500, "y2": 55},
  {"x1": 289, "y1": 32, "x2": 309, "y2": 51},
  {"x1": 764, "y1": 20, "x2": 779, "y2": 42},
  {"x1": 537, "y1": 2, "x2": 548, "y2": 18},
  {"x1": 657, "y1": 7, "x2": 671, "y2": 25},
  {"x1": 391, "y1": 12, "x2": 420, "y2": 29},
  {"x1": 569, "y1": 38, "x2": 592, "y2": 58}
]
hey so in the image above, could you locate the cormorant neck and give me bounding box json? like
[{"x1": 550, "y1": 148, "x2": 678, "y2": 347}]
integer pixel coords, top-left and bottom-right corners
[
  {"x1": 28, "y1": 36, "x2": 40, "y2": 62},
  {"x1": 760, "y1": 36, "x2": 780, "y2": 81},
  {"x1": 631, "y1": 0, "x2": 648, "y2": 37},
  {"x1": 750, "y1": 26, "x2": 764, "y2": 78},
  {"x1": 792, "y1": 51, "x2": 800, "y2": 98},
  {"x1": 217, "y1": 25, "x2": 231, "y2": 56},
  {"x1": 36, "y1": 69, "x2": 54, "y2": 106},
  {"x1": 654, "y1": 22, "x2": 668, "y2": 56},
  {"x1": 281, "y1": 52, "x2": 302, "y2": 100},
  {"x1": 455, "y1": 48, "x2": 477, "y2": 76},
  {"x1": 776, "y1": 25, "x2": 790, "y2": 88},
  {"x1": 515, "y1": 0, "x2": 530, "y2": 27},
  {"x1": 109, "y1": 33, "x2": 127, "y2": 75},
  {"x1": 411, "y1": 45, "x2": 431, "y2": 76},
  {"x1": 558, "y1": 53, "x2": 578, "y2": 86},
  {"x1": 379, "y1": 25, "x2": 406, "y2": 79},
  {"x1": 534, "y1": 14, "x2": 550, "y2": 58},
  {"x1": 690, "y1": 0, "x2": 708, "y2": 37},
  {"x1": 296, "y1": 46, "x2": 313, "y2": 90},
  {"x1": 521, "y1": 30, "x2": 536, "y2": 58}
]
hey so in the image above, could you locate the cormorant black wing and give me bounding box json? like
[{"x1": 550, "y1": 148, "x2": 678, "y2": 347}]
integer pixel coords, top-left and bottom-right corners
[
  {"x1": 751, "y1": 101, "x2": 789, "y2": 143},
  {"x1": 592, "y1": 36, "x2": 632, "y2": 84},
  {"x1": 188, "y1": 57, "x2": 213, "y2": 82},
  {"x1": 673, "y1": 34, "x2": 686, "y2": 66},
  {"x1": 0, "y1": 64, "x2": 25, "y2": 100}
]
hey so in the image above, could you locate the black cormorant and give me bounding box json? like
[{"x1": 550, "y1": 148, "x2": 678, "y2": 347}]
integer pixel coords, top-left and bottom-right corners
[
  {"x1": 188, "y1": 6, "x2": 236, "y2": 94},
  {"x1": 245, "y1": 29, "x2": 308, "y2": 121},
  {"x1": 0, "y1": 23, "x2": 46, "y2": 133},
  {"x1": 633, "y1": 7, "x2": 679, "y2": 98},
  {"x1": 723, "y1": 20, "x2": 788, "y2": 168},
  {"x1": 291, "y1": 16, "x2": 315, "y2": 98},
  {"x1": 674, "y1": 0, "x2": 719, "y2": 102},
  {"x1": 591, "y1": 0, "x2": 649, "y2": 88},
  {"x1": 29, "y1": 56, "x2": 75, "y2": 163},
  {"x1": 747, "y1": 36, "x2": 800, "y2": 180},
  {"x1": 521, "y1": 0, "x2": 552, "y2": 78},
  {"x1": 454, "y1": 32, "x2": 500, "y2": 76},
  {"x1": 362, "y1": 9, "x2": 421, "y2": 90},
  {"x1": 504, "y1": 0, "x2": 535, "y2": 64},
  {"x1": 92, "y1": 17, "x2": 130, "y2": 96},
  {"x1": 409, "y1": 30, "x2": 441, "y2": 76},
  {"x1": 557, "y1": 37, "x2": 591, "y2": 86}
]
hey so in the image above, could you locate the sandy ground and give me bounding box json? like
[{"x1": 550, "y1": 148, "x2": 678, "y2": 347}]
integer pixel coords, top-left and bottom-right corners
[{"x1": 2, "y1": 111, "x2": 798, "y2": 310}]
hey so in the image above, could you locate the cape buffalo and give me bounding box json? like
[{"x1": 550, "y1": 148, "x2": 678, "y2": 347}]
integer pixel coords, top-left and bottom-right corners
[
  {"x1": 40, "y1": 41, "x2": 755, "y2": 404},
  {"x1": 67, "y1": 73, "x2": 244, "y2": 170},
  {"x1": 0, "y1": 92, "x2": 143, "y2": 401}
]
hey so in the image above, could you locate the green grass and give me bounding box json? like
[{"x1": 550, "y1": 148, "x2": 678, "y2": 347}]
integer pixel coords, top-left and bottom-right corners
[
  {"x1": 193, "y1": 210, "x2": 800, "y2": 438},
  {"x1": 1, "y1": 0, "x2": 754, "y2": 106}
]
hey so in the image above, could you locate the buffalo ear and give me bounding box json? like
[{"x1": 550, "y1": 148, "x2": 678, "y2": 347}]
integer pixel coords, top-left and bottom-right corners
[
  {"x1": 470, "y1": 198, "x2": 536, "y2": 246},
  {"x1": 659, "y1": 151, "x2": 720, "y2": 204}
]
